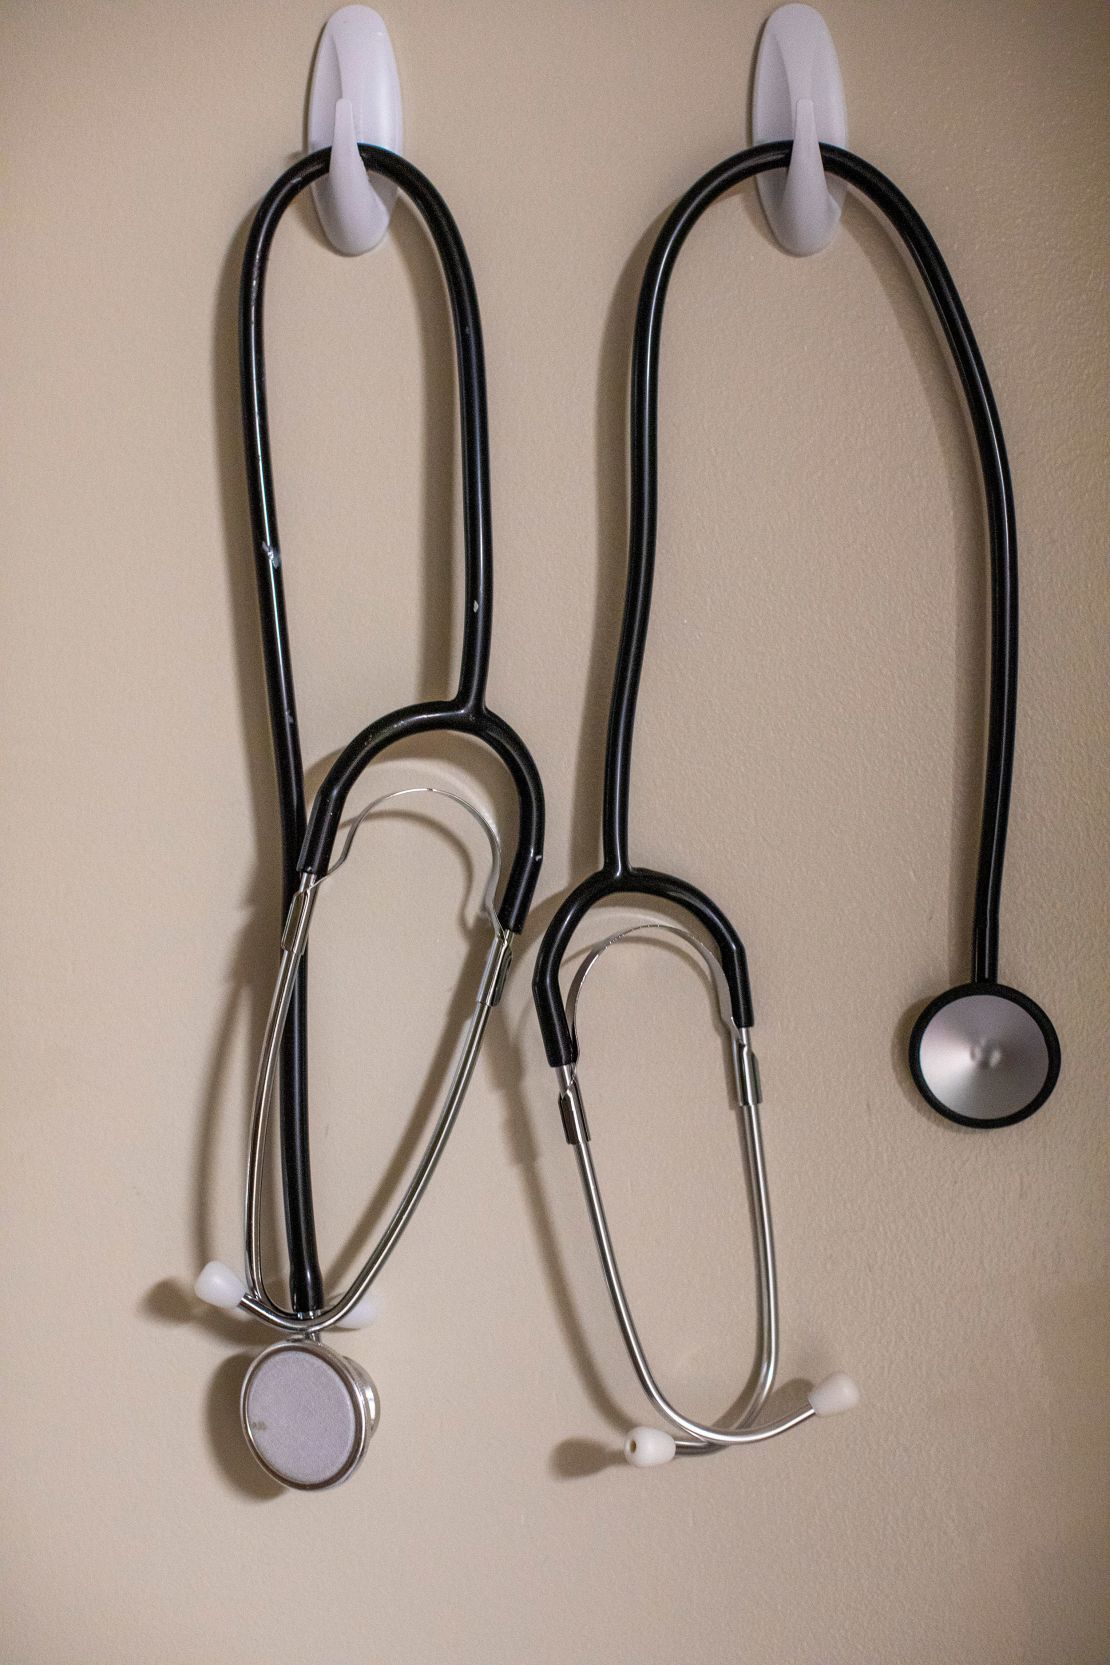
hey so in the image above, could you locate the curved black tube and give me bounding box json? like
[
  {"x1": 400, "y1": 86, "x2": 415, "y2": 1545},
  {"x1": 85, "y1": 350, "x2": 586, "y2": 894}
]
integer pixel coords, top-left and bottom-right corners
[
  {"x1": 534, "y1": 142, "x2": 1019, "y2": 1067},
  {"x1": 240, "y1": 145, "x2": 544, "y2": 1309}
]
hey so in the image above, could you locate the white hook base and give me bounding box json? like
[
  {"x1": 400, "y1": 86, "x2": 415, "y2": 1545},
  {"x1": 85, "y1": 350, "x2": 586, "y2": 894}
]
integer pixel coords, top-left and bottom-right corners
[
  {"x1": 307, "y1": 6, "x2": 403, "y2": 256},
  {"x1": 751, "y1": 4, "x2": 847, "y2": 257}
]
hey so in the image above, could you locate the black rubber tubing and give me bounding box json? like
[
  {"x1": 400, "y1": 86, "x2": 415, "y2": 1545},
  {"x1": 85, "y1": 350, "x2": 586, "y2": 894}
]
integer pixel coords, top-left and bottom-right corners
[
  {"x1": 533, "y1": 142, "x2": 1018, "y2": 1068},
  {"x1": 240, "y1": 145, "x2": 545, "y2": 1312}
]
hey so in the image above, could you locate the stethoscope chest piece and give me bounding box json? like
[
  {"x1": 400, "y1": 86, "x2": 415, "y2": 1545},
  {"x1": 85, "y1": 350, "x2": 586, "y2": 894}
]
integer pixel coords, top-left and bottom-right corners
[
  {"x1": 909, "y1": 983, "x2": 1060, "y2": 1129},
  {"x1": 240, "y1": 1340, "x2": 379, "y2": 1491}
]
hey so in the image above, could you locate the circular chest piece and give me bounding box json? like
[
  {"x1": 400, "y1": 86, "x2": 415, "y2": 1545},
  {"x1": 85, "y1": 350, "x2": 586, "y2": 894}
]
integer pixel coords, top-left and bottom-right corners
[
  {"x1": 909, "y1": 982, "x2": 1060, "y2": 1128},
  {"x1": 240, "y1": 1340, "x2": 378, "y2": 1490}
]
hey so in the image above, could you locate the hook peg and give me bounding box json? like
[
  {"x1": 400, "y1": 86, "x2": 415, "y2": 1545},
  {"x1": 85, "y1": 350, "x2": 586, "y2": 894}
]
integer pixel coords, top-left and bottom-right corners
[
  {"x1": 751, "y1": 4, "x2": 847, "y2": 256},
  {"x1": 307, "y1": 6, "x2": 404, "y2": 255}
]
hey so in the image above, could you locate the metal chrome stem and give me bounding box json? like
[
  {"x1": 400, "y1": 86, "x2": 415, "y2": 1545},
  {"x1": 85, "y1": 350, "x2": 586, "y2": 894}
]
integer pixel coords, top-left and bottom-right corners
[
  {"x1": 242, "y1": 868, "x2": 512, "y2": 1335},
  {"x1": 727, "y1": 1032, "x2": 778, "y2": 1424},
  {"x1": 244, "y1": 876, "x2": 320, "y2": 1300},
  {"x1": 563, "y1": 1066, "x2": 812, "y2": 1449},
  {"x1": 558, "y1": 920, "x2": 810, "y2": 1451}
]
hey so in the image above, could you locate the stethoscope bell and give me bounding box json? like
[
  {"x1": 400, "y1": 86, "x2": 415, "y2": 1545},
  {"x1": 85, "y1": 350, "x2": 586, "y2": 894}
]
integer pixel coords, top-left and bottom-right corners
[
  {"x1": 908, "y1": 983, "x2": 1060, "y2": 1129},
  {"x1": 240, "y1": 1340, "x2": 379, "y2": 1491}
]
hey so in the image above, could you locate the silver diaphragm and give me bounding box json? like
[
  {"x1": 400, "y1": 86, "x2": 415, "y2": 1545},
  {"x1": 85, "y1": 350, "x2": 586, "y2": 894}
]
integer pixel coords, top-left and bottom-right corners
[
  {"x1": 240, "y1": 1340, "x2": 379, "y2": 1490},
  {"x1": 909, "y1": 982, "x2": 1059, "y2": 1128}
]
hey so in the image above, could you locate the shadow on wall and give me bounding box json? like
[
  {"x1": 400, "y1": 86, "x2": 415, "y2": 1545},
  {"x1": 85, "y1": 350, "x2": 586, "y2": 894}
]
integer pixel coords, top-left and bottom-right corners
[
  {"x1": 140, "y1": 1280, "x2": 282, "y2": 1500},
  {"x1": 207, "y1": 1353, "x2": 285, "y2": 1501},
  {"x1": 735, "y1": 172, "x2": 987, "y2": 1007},
  {"x1": 835, "y1": 188, "x2": 986, "y2": 1003},
  {"x1": 836, "y1": 180, "x2": 993, "y2": 1122}
]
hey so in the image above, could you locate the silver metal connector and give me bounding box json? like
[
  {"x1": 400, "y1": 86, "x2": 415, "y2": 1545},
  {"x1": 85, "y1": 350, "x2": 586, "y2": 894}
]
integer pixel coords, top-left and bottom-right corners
[
  {"x1": 280, "y1": 876, "x2": 319, "y2": 956},
  {"x1": 733, "y1": 1032, "x2": 762, "y2": 1110},
  {"x1": 557, "y1": 1064, "x2": 591, "y2": 1145},
  {"x1": 477, "y1": 932, "x2": 513, "y2": 1008}
]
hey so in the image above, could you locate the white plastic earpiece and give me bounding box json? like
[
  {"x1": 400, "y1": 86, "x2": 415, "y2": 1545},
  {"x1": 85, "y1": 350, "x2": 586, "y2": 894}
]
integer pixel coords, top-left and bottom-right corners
[
  {"x1": 335, "y1": 1291, "x2": 379, "y2": 1329},
  {"x1": 624, "y1": 1426, "x2": 677, "y2": 1467},
  {"x1": 195, "y1": 1261, "x2": 247, "y2": 1309},
  {"x1": 807, "y1": 1372, "x2": 860, "y2": 1415}
]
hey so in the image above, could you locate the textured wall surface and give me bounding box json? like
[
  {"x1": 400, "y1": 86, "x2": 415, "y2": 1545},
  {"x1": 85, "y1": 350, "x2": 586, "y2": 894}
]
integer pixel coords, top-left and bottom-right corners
[{"x1": 1, "y1": 2, "x2": 1107, "y2": 1662}]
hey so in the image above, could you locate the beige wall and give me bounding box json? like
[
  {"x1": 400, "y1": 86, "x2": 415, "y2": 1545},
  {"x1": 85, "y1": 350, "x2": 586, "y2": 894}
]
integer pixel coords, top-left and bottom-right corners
[{"x1": 2, "y1": 2, "x2": 1108, "y2": 1661}]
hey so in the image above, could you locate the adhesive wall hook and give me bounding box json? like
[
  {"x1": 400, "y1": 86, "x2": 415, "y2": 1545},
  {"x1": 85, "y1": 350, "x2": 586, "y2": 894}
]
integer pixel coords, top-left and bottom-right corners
[
  {"x1": 751, "y1": 4, "x2": 847, "y2": 256},
  {"x1": 307, "y1": 6, "x2": 403, "y2": 255}
]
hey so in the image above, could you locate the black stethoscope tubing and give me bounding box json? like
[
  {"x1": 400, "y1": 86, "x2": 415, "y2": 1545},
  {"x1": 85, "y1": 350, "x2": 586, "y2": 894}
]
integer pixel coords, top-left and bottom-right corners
[
  {"x1": 533, "y1": 140, "x2": 1024, "y2": 1071},
  {"x1": 240, "y1": 145, "x2": 544, "y2": 1315}
]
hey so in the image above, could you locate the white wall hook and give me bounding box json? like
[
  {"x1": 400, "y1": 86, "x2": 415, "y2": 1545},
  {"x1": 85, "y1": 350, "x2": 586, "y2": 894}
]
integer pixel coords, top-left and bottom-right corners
[
  {"x1": 307, "y1": 6, "x2": 403, "y2": 256},
  {"x1": 751, "y1": 4, "x2": 847, "y2": 257}
]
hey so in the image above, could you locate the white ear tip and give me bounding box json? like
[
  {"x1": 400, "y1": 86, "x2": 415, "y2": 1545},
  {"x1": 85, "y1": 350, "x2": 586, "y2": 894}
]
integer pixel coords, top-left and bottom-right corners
[
  {"x1": 336, "y1": 1292, "x2": 379, "y2": 1330},
  {"x1": 808, "y1": 1372, "x2": 860, "y2": 1416},
  {"x1": 195, "y1": 1261, "x2": 247, "y2": 1309},
  {"x1": 624, "y1": 1426, "x2": 677, "y2": 1467}
]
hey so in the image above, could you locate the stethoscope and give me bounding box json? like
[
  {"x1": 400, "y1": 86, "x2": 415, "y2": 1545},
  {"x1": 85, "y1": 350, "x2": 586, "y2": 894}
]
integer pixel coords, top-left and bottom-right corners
[
  {"x1": 195, "y1": 143, "x2": 544, "y2": 1491},
  {"x1": 532, "y1": 141, "x2": 1059, "y2": 1467}
]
